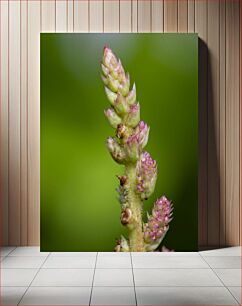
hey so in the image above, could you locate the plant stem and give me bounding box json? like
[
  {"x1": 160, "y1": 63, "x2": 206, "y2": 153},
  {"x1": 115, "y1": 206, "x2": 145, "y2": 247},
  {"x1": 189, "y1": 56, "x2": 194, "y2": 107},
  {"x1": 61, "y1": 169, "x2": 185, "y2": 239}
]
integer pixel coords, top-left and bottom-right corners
[{"x1": 125, "y1": 164, "x2": 145, "y2": 251}]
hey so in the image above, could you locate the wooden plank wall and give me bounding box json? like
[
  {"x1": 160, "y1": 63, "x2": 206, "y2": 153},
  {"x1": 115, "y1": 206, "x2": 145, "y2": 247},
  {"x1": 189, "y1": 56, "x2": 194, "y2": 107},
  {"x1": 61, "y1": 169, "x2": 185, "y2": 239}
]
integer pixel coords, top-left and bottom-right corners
[{"x1": 0, "y1": 0, "x2": 240, "y2": 247}]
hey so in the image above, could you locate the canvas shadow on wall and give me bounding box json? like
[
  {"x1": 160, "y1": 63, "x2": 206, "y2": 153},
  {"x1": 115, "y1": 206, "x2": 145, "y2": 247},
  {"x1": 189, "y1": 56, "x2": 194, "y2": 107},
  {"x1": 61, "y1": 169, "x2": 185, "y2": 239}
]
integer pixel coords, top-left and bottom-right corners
[{"x1": 40, "y1": 33, "x2": 198, "y2": 252}]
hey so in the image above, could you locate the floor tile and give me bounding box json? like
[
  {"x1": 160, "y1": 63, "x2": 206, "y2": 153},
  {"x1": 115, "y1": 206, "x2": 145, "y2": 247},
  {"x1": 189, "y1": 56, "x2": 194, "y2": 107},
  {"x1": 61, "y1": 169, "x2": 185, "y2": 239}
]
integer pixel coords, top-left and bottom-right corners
[
  {"x1": 228, "y1": 287, "x2": 241, "y2": 304},
  {"x1": 1, "y1": 256, "x2": 46, "y2": 269},
  {"x1": 134, "y1": 268, "x2": 223, "y2": 287},
  {"x1": 136, "y1": 287, "x2": 238, "y2": 305},
  {"x1": 9, "y1": 247, "x2": 49, "y2": 257},
  {"x1": 96, "y1": 256, "x2": 132, "y2": 268},
  {"x1": 31, "y1": 268, "x2": 94, "y2": 286},
  {"x1": 91, "y1": 287, "x2": 136, "y2": 305},
  {"x1": 1, "y1": 287, "x2": 27, "y2": 305},
  {"x1": 214, "y1": 269, "x2": 241, "y2": 286},
  {"x1": 98, "y1": 252, "x2": 131, "y2": 257},
  {"x1": 42, "y1": 256, "x2": 96, "y2": 268},
  {"x1": 199, "y1": 247, "x2": 241, "y2": 257},
  {"x1": 93, "y1": 269, "x2": 134, "y2": 286},
  {"x1": 50, "y1": 252, "x2": 97, "y2": 257},
  {"x1": 132, "y1": 256, "x2": 209, "y2": 269},
  {"x1": 19, "y1": 286, "x2": 91, "y2": 305},
  {"x1": 1, "y1": 269, "x2": 38, "y2": 286},
  {"x1": 0, "y1": 247, "x2": 16, "y2": 257},
  {"x1": 132, "y1": 252, "x2": 199, "y2": 257},
  {"x1": 203, "y1": 256, "x2": 241, "y2": 268}
]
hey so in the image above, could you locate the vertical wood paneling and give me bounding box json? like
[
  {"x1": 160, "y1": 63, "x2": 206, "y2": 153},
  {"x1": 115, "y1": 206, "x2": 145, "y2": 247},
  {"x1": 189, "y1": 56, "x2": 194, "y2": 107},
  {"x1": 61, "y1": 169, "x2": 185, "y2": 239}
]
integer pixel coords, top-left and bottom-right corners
[
  {"x1": 225, "y1": 0, "x2": 240, "y2": 246},
  {"x1": 56, "y1": 0, "x2": 67, "y2": 32},
  {"x1": 67, "y1": 0, "x2": 74, "y2": 32},
  {"x1": 74, "y1": 0, "x2": 88, "y2": 32},
  {"x1": 9, "y1": 0, "x2": 21, "y2": 245},
  {"x1": 164, "y1": 0, "x2": 178, "y2": 32},
  {"x1": 240, "y1": 0, "x2": 242, "y2": 248},
  {"x1": 207, "y1": 0, "x2": 220, "y2": 246},
  {"x1": 188, "y1": 0, "x2": 195, "y2": 33},
  {"x1": 178, "y1": 0, "x2": 188, "y2": 32},
  {"x1": 104, "y1": 0, "x2": 119, "y2": 32},
  {"x1": 20, "y1": 0, "x2": 28, "y2": 245},
  {"x1": 132, "y1": 0, "x2": 138, "y2": 32},
  {"x1": 195, "y1": 0, "x2": 208, "y2": 247},
  {"x1": 151, "y1": 0, "x2": 163, "y2": 33},
  {"x1": 138, "y1": 0, "x2": 151, "y2": 32},
  {"x1": 1, "y1": 0, "x2": 241, "y2": 247},
  {"x1": 219, "y1": 0, "x2": 226, "y2": 246},
  {"x1": 28, "y1": 1, "x2": 40, "y2": 245},
  {"x1": 90, "y1": 0, "x2": 103, "y2": 32},
  {"x1": 41, "y1": 0, "x2": 55, "y2": 32},
  {"x1": 0, "y1": 0, "x2": 9, "y2": 245},
  {"x1": 120, "y1": 0, "x2": 131, "y2": 32}
]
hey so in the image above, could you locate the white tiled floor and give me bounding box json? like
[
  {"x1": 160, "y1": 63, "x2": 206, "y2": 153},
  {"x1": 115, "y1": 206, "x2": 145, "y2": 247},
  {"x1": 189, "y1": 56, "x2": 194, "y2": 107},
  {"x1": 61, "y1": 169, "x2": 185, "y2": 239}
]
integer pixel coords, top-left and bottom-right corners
[{"x1": 0, "y1": 246, "x2": 241, "y2": 305}]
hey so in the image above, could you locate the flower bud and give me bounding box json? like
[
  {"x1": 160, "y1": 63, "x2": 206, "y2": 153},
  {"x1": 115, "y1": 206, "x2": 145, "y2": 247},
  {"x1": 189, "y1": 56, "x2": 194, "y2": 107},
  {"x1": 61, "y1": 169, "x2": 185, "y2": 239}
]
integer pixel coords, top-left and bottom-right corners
[
  {"x1": 104, "y1": 108, "x2": 122, "y2": 128},
  {"x1": 115, "y1": 235, "x2": 129, "y2": 252},
  {"x1": 101, "y1": 63, "x2": 109, "y2": 77},
  {"x1": 106, "y1": 137, "x2": 126, "y2": 164},
  {"x1": 107, "y1": 75, "x2": 119, "y2": 92},
  {"x1": 101, "y1": 74, "x2": 108, "y2": 86},
  {"x1": 136, "y1": 151, "x2": 157, "y2": 200},
  {"x1": 125, "y1": 103, "x2": 140, "y2": 128},
  {"x1": 119, "y1": 73, "x2": 130, "y2": 96},
  {"x1": 110, "y1": 60, "x2": 125, "y2": 81},
  {"x1": 127, "y1": 83, "x2": 136, "y2": 105},
  {"x1": 104, "y1": 87, "x2": 117, "y2": 105},
  {"x1": 125, "y1": 134, "x2": 140, "y2": 162},
  {"x1": 144, "y1": 196, "x2": 173, "y2": 251},
  {"x1": 103, "y1": 46, "x2": 118, "y2": 69},
  {"x1": 114, "y1": 93, "x2": 129, "y2": 116},
  {"x1": 134, "y1": 121, "x2": 149, "y2": 149}
]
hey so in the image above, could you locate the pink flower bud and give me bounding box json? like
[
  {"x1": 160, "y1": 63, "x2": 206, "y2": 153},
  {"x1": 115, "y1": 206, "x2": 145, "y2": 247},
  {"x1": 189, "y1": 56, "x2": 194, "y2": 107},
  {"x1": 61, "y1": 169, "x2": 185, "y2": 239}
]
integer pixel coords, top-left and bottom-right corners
[
  {"x1": 136, "y1": 151, "x2": 157, "y2": 199},
  {"x1": 103, "y1": 46, "x2": 118, "y2": 69},
  {"x1": 126, "y1": 83, "x2": 136, "y2": 105},
  {"x1": 144, "y1": 196, "x2": 173, "y2": 248},
  {"x1": 119, "y1": 73, "x2": 130, "y2": 96},
  {"x1": 104, "y1": 87, "x2": 117, "y2": 105},
  {"x1": 134, "y1": 121, "x2": 150, "y2": 149},
  {"x1": 104, "y1": 108, "x2": 122, "y2": 128},
  {"x1": 106, "y1": 137, "x2": 126, "y2": 164},
  {"x1": 125, "y1": 103, "x2": 140, "y2": 128},
  {"x1": 107, "y1": 75, "x2": 119, "y2": 92},
  {"x1": 101, "y1": 63, "x2": 109, "y2": 77},
  {"x1": 125, "y1": 134, "x2": 140, "y2": 162},
  {"x1": 114, "y1": 93, "x2": 129, "y2": 116}
]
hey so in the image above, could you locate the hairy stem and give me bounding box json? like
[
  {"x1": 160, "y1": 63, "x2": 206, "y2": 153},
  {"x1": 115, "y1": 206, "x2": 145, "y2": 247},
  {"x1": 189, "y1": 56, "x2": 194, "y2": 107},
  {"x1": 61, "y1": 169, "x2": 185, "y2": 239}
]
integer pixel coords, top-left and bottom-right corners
[{"x1": 125, "y1": 164, "x2": 145, "y2": 251}]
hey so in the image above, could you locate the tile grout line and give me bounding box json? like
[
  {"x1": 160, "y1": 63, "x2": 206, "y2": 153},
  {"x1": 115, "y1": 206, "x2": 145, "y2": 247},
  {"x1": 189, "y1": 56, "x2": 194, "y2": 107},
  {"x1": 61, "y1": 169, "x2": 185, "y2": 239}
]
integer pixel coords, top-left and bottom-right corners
[
  {"x1": 17, "y1": 251, "x2": 51, "y2": 306},
  {"x1": 88, "y1": 251, "x2": 98, "y2": 306},
  {"x1": 198, "y1": 252, "x2": 240, "y2": 305},
  {"x1": 2, "y1": 285, "x2": 242, "y2": 288},
  {"x1": 130, "y1": 252, "x2": 137, "y2": 306},
  {"x1": 2, "y1": 246, "x2": 17, "y2": 257},
  {"x1": 226, "y1": 286, "x2": 241, "y2": 305},
  {"x1": 0, "y1": 246, "x2": 17, "y2": 264},
  {"x1": 4, "y1": 267, "x2": 238, "y2": 270}
]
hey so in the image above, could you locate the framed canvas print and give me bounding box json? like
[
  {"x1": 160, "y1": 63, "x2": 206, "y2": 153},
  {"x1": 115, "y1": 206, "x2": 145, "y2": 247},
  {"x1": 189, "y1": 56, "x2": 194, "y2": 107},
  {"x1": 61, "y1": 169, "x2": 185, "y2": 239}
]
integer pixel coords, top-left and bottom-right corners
[{"x1": 41, "y1": 33, "x2": 198, "y2": 252}]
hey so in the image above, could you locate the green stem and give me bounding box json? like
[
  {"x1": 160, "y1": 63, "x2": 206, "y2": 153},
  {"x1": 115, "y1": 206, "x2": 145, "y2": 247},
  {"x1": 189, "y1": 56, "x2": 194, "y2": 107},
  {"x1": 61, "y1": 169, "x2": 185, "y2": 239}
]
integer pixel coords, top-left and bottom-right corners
[{"x1": 125, "y1": 164, "x2": 145, "y2": 252}]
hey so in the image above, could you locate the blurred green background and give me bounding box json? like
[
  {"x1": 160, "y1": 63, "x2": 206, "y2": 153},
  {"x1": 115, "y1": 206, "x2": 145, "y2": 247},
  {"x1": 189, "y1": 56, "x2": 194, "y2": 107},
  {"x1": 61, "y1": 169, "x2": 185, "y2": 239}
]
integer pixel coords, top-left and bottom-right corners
[{"x1": 41, "y1": 34, "x2": 198, "y2": 251}]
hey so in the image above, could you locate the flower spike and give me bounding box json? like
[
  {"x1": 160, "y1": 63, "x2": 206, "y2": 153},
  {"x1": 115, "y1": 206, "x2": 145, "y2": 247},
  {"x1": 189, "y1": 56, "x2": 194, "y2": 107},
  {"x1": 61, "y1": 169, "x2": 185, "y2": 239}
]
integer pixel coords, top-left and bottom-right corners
[{"x1": 101, "y1": 47, "x2": 173, "y2": 252}]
